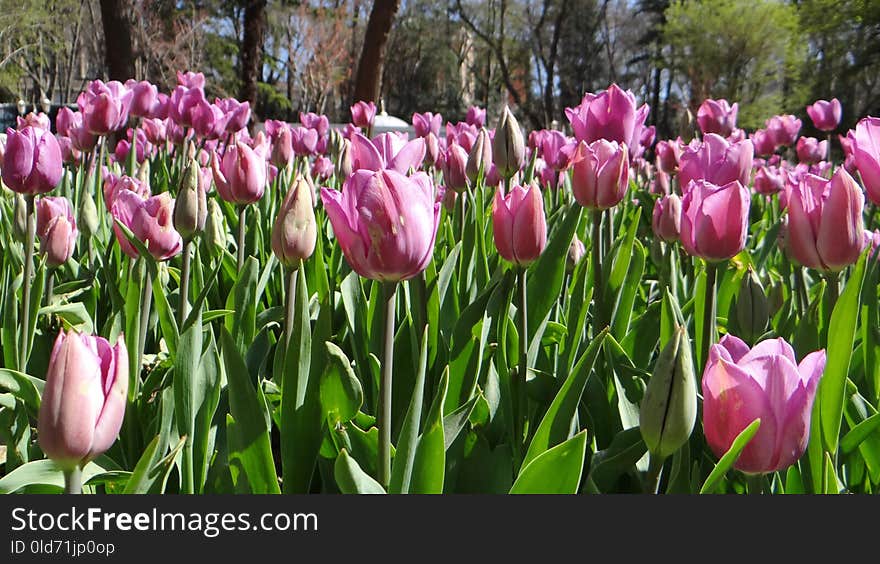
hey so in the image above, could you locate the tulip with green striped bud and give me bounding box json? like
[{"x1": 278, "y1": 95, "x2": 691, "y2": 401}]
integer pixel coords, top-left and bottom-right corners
[
  {"x1": 174, "y1": 157, "x2": 208, "y2": 241},
  {"x1": 204, "y1": 198, "x2": 227, "y2": 254},
  {"x1": 493, "y1": 106, "x2": 525, "y2": 179},
  {"x1": 735, "y1": 267, "x2": 769, "y2": 344}
]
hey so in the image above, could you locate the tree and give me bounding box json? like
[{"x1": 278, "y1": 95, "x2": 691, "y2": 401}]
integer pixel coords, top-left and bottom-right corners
[
  {"x1": 240, "y1": 0, "x2": 267, "y2": 118},
  {"x1": 353, "y1": 0, "x2": 400, "y2": 103},
  {"x1": 99, "y1": 0, "x2": 136, "y2": 82}
]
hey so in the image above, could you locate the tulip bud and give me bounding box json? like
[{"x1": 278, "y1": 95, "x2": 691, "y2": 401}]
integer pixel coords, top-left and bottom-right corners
[
  {"x1": 36, "y1": 197, "x2": 78, "y2": 268},
  {"x1": 567, "y1": 236, "x2": 586, "y2": 272},
  {"x1": 78, "y1": 189, "x2": 100, "y2": 237},
  {"x1": 12, "y1": 193, "x2": 28, "y2": 242},
  {"x1": 492, "y1": 183, "x2": 547, "y2": 266},
  {"x1": 136, "y1": 160, "x2": 150, "y2": 184},
  {"x1": 174, "y1": 158, "x2": 208, "y2": 241},
  {"x1": 466, "y1": 129, "x2": 492, "y2": 183},
  {"x1": 205, "y1": 198, "x2": 227, "y2": 253},
  {"x1": 735, "y1": 268, "x2": 769, "y2": 344},
  {"x1": 493, "y1": 106, "x2": 525, "y2": 179},
  {"x1": 639, "y1": 326, "x2": 697, "y2": 459},
  {"x1": 271, "y1": 175, "x2": 317, "y2": 270}
]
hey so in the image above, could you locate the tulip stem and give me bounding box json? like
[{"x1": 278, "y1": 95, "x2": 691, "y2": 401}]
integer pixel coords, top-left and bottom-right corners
[
  {"x1": 591, "y1": 209, "x2": 604, "y2": 334},
  {"x1": 825, "y1": 272, "x2": 840, "y2": 313},
  {"x1": 63, "y1": 466, "x2": 82, "y2": 495},
  {"x1": 136, "y1": 262, "x2": 153, "y2": 395},
  {"x1": 378, "y1": 281, "x2": 397, "y2": 489},
  {"x1": 45, "y1": 269, "x2": 55, "y2": 308},
  {"x1": 645, "y1": 454, "x2": 665, "y2": 494},
  {"x1": 701, "y1": 261, "x2": 718, "y2": 372},
  {"x1": 19, "y1": 195, "x2": 36, "y2": 372},
  {"x1": 746, "y1": 474, "x2": 764, "y2": 495},
  {"x1": 179, "y1": 240, "x2": 192, "y2": 326},
  {"x1": 237, "y1": 206, "x2": 247, "y2": 272},
  {"x1": 517, "y1": 266, "x2": 529, "y2": 452},
  {"x1": 285, "y1": 268, "x2": 297, "y2": 351},
  {"x1": 667, "y1": 244, "x2": 679, "y2": 300}
]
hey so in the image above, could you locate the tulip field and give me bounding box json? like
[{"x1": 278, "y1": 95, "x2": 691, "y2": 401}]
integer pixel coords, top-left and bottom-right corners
[{"x1": 1, "y1": 74, "x2": 880, "y2": 496}]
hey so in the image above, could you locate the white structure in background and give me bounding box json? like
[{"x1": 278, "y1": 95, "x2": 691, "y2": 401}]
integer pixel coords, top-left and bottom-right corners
[{"x1": 371, "y1": 100, "x2": 412, "y2": 136}]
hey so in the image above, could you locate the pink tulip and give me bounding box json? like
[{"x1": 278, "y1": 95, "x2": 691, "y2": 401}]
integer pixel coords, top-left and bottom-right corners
[
  {"x1": 312, "y1": 156, "x2": 334, "y2": 181},
  {"x1": 168, "y1": 85, "x2": 206, "y2": 129},
  {"x1": 540, "y1": 131, "x2": 578, "y2": 171},
  {"x1": 655, "y1": 139, "x2": 683, "y2": 174},
  {"x1": 2, "y1": 126, "x2": 63, "y2": 195},
  {"x1": 442, "y1": 142, "x2": 469, "y2": 193},
  {"x1": 565, "y1": 84, "x2": 646, "y2": 148},
  {"x1": 765, "y1": 114, "x2": 802, "y2": 147},
  {"x1": 56, "y1": 136, "x2": 81, "y2": 166},
  {"x1": 680, "y1": 179, "x2": 750, "y2": 261},
  {"x1": 141, "y1": 118, "x2": 167, "y2": 146},
  {"x1": 650, "y1": 170, "x2": 671, "y2": 196},
  {"x1": 299, "y1": 112, "x2": 329, "y2": 138},
  {"x1": 466, "y1": 106, "x2": 486, "y2": 128},
  {"x1": 492, "y1": 182, "x2": 547, "y2": 266},
  {"x1": 177, "y1": 71, "x2": 206, "y2": 90},
  {"x1": 211, "y1": 142, "x2": 267, "y2": 205},
  {"x1": 291, "y1": 126, "x2": 319, "y2": 157},
  {"x1": 103, "y1": 172, "x2": 151, "y2": 209},
  {"x1": 652, "y1": 194, "x2": 682, "y2": 242},
  {"x1": 350, "y1": 132, "x2": 425, "y2": 174},
  {"x1": 113, "y1": 128, "x2": 152, "y2": 165},
  {"x1": 36, "y1": 196, "x2": 77, "y2": 267},
  {"x1": 753, "y1": 165, "x2": 785, "y2": 196},
  {"x1": 702, "y1": 335, "x2": 825, "y2": 474},
  {"x1": 166, "y1": 119, "x2": 189, "y2": 147},
  {"x1": 127, "y1": 80, "x2": 161, "y2": 118},
  {"x1": 696, "y1": 99, "x2": 738, "y2": 137},
  {"x1": 111, "y1": 190, "x2": 183, "y2": 261},
  {"x1": 38, "y1": 330, "x2": 128, "y2": 470},
  {"x1": 412, "y1": 112, "x2": 442, "y2": 137},
  {"x1": 216, "y1": 98, "x2": 250, "y2": 133},
  {"x1": 268, "y1": 124, "x2": 295, "y2": 168},
  {"x1": 272, "y1": 175, "x2": 317, "y2": 270},
  {"x1": 424, "y1": 132, "x2": 440, "y2": 166},
  {"x1": 78, "y1": 80, "x2": 132, "y2": 136},
  {"x1": 785, "y1": 168, "x2": 865, "y2": 272},
  {"x1": 446, "y1": 122, "x2": 478, "y2": 153},
  {"x1": 321, "y1": 169, "x2": 440, "y2": 281},
  {"x1": 850, "y1": 116, "x2": 880, "y2": 205},
  {"x1": 678, "y1": 133, "x2": 754, "y2": 190},
  {"x1": 350, "y1": 101, "x2": 377, "y2": 129},
  {"x1": 570, "y1": 140, "x2": 629, "y2": 210},
  {"x1": 806, "y1": 98, "x2": 842, "y2": 132},
  {"x1": 19, "y1": 112, "x2": 51, "y2": 131},
  {"x1": 796, "y1": 137, "x2": 827, "y2": 165},
  {"x1": 55, "y1": 107, "x2": 78, "y2": 138},
  {"x1": 750, "y1": 129, "x2": 776, "y2": 157}
]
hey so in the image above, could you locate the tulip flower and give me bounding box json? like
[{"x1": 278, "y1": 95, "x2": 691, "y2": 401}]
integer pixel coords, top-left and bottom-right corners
[
  {"x1": 103, "y1": 172, "x2": 151, "y2": 209},
  {"x1": 350, "y1": 101, "x2": 376, "y2": 130},
  {"x1": 570, "y1": 140, "x2": 629, "y2": 210},
  {"x1": 702, "y1": 335, "x2": 825, "y2": 474},
  {"x1": 168, "y1": 85, "x2": 207, "y2": 129},
  {"x1": 850, "y1": 116, "x2": 880, "y2": 205},
  {"x1": 765, "y1": 114, "x2": 801, "y2": 147},
  {"x1": 211, "y1": 141, "x2": 267, "y2": 206},
  {"x1": 412, "y1": 112, "x2": 442, "y2": 137},
  {"x1": 466, "y1": 129, "x2": 492, "y2": 183},
  {"x1": 652, "y1": 194, "x2": 682, "y2": 242},
  {"x1": 2, "y1": 126, "x2": 63, "y2": 195},
  {"x1": 350, "y1": 132, "x2": 425, "y2": 174},
  {"x1": 493, "y1": 106, "x2": 526, "y2": 179},
  {"x1": 446, "y1": 122, "x2": 478, "y2": 153},
  {"x1": 806, "y1": 98, "x2": 842, "y2": 132},
  {"x1": 678, "y1": 133, "x2": 753, "y2": 190},
  {"x1": 321, "y1": 169, "x2": 440, "y2": 282},
  {"x1": 111, "y1": 190, "x2": 183, "y2": 261},
  {"x1": 785, "y1": 168, "x2": 865, "y2": 272},
  {"x1": 177, "y1": 70, "x2": 206, "y2": 90},
  {"x1": 696, "y1": 99, "x2": 738, "y2": 137},
  {"x1": 466, "y1": 106, "x2": 486, "y2": 128},
  {"x1": 299, "y1": 112, "x2": 330, "y2": 139},
  {"x1": 540, "y1": 131, "x2": 578, "y2": 172},
  {"x1": 424, "y1": 132, "x2": 440, "y2": 166},
  {"x1": 38, "y1": 330, "x2": 128, "y2": 482},
  {"x1": 190, "y1": 99, "x2": 226, "y2": 140},
  {"x1": 216, "y1": 97, "x2": 250, "y2": 133},
  {"x1": 36, "y1": 196, "x2": 77, "y2": 267},
  {"x1": 565, "y1": 84, "x2": 647, "y2": 148},
  {"x1": 492, "y1": 182, "x2": 547, "y2": 267},
  {"x1": 312, "y1": 156, "x2": 334, "y2": 181},
  {"x1": 443, "y1": 142, "x2": 469, "y2": 193},
  {"x1": 19, "y1": 112, "x2": 51, "y2": 131},
  {"x1": 680, "y1": 179, "x2": 749, "y2": 262},
  {"x1": 796, "y1": 136, "x2": 827, "y2": 165},
  {"x1": 291, "y1": 126, "x2": 319, "y2": 157},
  {"x1": 127, "y1": 80, "x2": 161, "y2": 118},
  {"x1": 78, "y1": 80, "x2": 132, "y2": 136},
  {"x1": 655, "y1": 139, "x2": 682, "y2": 174},
  {"x1": 272, "y1": 174, "x2": 317, "y2": 271}
]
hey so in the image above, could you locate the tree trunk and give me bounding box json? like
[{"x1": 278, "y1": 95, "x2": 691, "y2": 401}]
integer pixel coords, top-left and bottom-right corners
[
  {"x1": 99, "y1": 0, "x2": 135, "y2": 81},
  {"x1": 240, "y1": 0, "x2": 267, "y2": 120},
  {"x1": 353, "y1": 0, "x2": 400, "y2": 103}
]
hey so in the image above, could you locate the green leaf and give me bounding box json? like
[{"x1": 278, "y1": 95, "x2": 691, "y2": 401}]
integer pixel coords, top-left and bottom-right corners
[
  {"x1": 221, "y1": 328, "x2": 280, "y2": 494},
  {"x1": 124, "y1": 434, "x2": 186, "y2": 494},
  {"x1": 510, "y1": 430, "x2": 588, "y2": 494},
  {"x1": 523, "y1": 329, "x2": 608, "y2": 467},
  {"x1": 699, "y1": 418, "x2": 761, "y2": 494},
  {"x1": 587, "y1": 427, "x2": 647, "y2": 493},
  {"x1": 443, "y1": 393, "x2": 480, "y2": 450},
  {"x1": 409, "y1": 369, "x2": 449, "y2": 494},
  {"x1": 227, "y1": 256, "x2": 259, "y2": 356},
  {"x1": 841, "y1": 411, "x2": 880, "y2": 455},
  {"x1": 611, "y1": 239, "x2": 645, "y2": 338},
  {"x1": 173, "y1": 306, "x2": 202, "y2": 492},
  {"x1": 603, "y1": 207, "x2": 641, "y2": 329},
  {"x1": 334, "y1": 449, "x2": 386, "y2": 494},
  {"x1": 388, "y1": 327, "x2": 429, "y2": 494},
  {"x1": 320, "y1": 342, "x2": 364, "y2": 425},
  {"x1": 818, "y1": 253, "x2": 867, "y2": 454},
  {"x1": 0, "y1": 460, "x2": 107, "y2": 494},
  {"x1": 38, "y1": 302, "x2": 94, "y2": 333},
  {"x1": 0, "y1": 368, "x2": 42, "y2": 415}
]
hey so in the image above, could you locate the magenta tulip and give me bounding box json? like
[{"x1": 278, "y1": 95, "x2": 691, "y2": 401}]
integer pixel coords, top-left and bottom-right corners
[
  {"x1": 321, "y1": 169, "x2": 440, "y2": 282},
  {"x1": 103, "y1": 172, "x2": 150, "y2": 209},
  {"x1": 216, "y1": 98, "x2": 250, "y2": 133},
  {"x1": 141, "y1": 118, "x2": 167, "y2": 146},
  {"x1": 850, "y1": 116, "x2": 880, "y2": 205},
  {"x1": 565, "y1": 84, "x2": 645, "y2": 147},
  {"x1": 19, "y1": 112, "x2": 51, "y2": 131},
  {"x1": 211, "y1": 142, "x2": 267, "y2": 205},
  {"x1": 702, "y1": 335, "x2": 825, "y2": 474},
  {"x1": 540, "y1": 130, "x2": 578, "y2": 172},
  {"x1": 38, "y1": 329, "x2": 128, "y2": 470},
  {"x1": 413, "y1": 112, "x2": 442, "y2": 137},
  {"x1": 806, "y1": 98, "x2": 842, "y2": 132},
  {"x1": 271, "y1": 175, "x2": 317, "y2": 270},
  {"x1": 753, "y1": 165, "x2": 785, "y2": 196},
  {"x1": 299, "y1": 112, "x2": 329, "y2": 138},
  {"x1": 291, "y1": 126, "x2": 319, "y2": 157},
  {"x1": 680, "y1": 179, "x2": 750, "y2": 261},
  {"x1": 655, "y1": 139, "x2": 682, "y2": 174},
  {"x1": 678, "y1": 133, "x2": 754, "y2": 190},
  {"x1": 36, "y1": 196, "x2": 77, "y2": 267},
  {"x1": 652, "y1": 194, "x2": 682, "y2": 242},
  {"x1": 570, "y1": 140, "x2": 629, "y2": 210},
  {"x1": 177, "y1": 71, "x2": 206, "y2": 90},
  {"x1": 765, "y1": 114, "x2": 802, "y2": 147},
  {"x1": 350, "y1": 101, "x2": 377, "y2": 129},
  {"x1": 785, "y1": 168, "x2": 865, "y2": 272},
  {"x1": 696, "y1": 98, "x2": 738, "y2": 137},
  {"x1": 111, "y1": 190, "x2": 182, "y2": 261},
  {"x1": 312, "y1": 156, "x2": 334, "y2": 181},
  {"x1": 127, "y1": 80, "x2": 161, "y2": 118},
  {"x1": 350, "y1": 132, "x2": 425, "y2": 174},
  {"x1": 2, "y1": 126, "x2": 63, "y2": 195},
  {"x1": 78, "y1": 80, "x2": 132, "y2": 136},
  {"x1": 796, "y1": 137, "x2": 827, "y2": 165},
  {"x1": 443, "y1": 142, "x2": 469, "y2": 193},
  {"x1": 750, "y1": 129, "x2": 776, "y2": 157},
  {"x1": 466, "y1": 106, "x2": 486, "y2": 128},
  {"x1": 492, "y1": 182, "x2": 547, "y2": 266}
]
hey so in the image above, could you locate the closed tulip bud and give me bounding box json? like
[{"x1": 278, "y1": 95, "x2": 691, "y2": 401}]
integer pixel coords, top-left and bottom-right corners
[
  {"x1": 38, "y1": 330, "x2": 128, "y2": 470},
  {"x1": 806, "y1": 98, "x2": 842, "y2": 132},
  {"x1": 12, "y1": 193, "x2": 28, "y2": 242},
  {"x1": 205, "y1": 198, "x2": 227, "y2": 253},
  {"x1": 78, "y1": 188, "x2": 100, "y2": 237},
  {"x1": 796, "y1": 137, "x2": 827, "y2": 165},
  {"x1": 492, "y1": 183, "x2": 547, "y2": 266},
  {"x1": 2, "y1": 126, "x2": 63, "y2": 195},
  {"x1": 272, "y1": 175, "x2": 317, "y2": 270},
  {"x1": 696, "y1": 98, "x2": 738, "y2": 137},
  {"x1": 211, "y1": 142, "x2": 266, "y2": 206},
  {"x1": 493, "y1": 106, "x2": 525, "y2": 179},
  {"x1": 570, "y1": 140, "x2": 629, "y2": 210},
  {"x1": 350, "y1": 101, "x2": 376, "y2": 130},
  {"x1": 336, "y1": 137, "x2": 353, "y2": 179},
  {"x1": 640, "y1": 326, "x2": 697, "y2": 459},
  {"x1": 735, "y1": 268, "x2": 769, "y2": 343},
  {"x1": 652, "y1": 194, "x2": 682, "y2": 242},
  {"x1": 850, "y1": 116, "x2": 880, "y2": 205},
  {"x1": 702, "y1": 335, "x2": 825, "y2": 474},
  {"x1": 321, "y1": 169, "x2": 440, "y2": 281},
  {"x1": 680, "y1": 179, "x2": 750, "y2": 261},
  {"x1": 443, "y1": 142, "x2": 469, "y2": 193},
  {"x1": 174, "y1": 158, "x2": 208, "y2": 241},
  {"x1": 765, "y1": 114, "x2": 801, "y2": 148},
  {"x1": 785, "y1": 168, "x2": 864, "y2": 272},
  {"x1": 466, "y1": 128, "x2": 492, "y2": 183},
  {"x1": 36, "y1": 196, "x2": 78, "y2": 267},
  {"x1": 567, "y1": 236, "x2": 586, "y2": 272}
]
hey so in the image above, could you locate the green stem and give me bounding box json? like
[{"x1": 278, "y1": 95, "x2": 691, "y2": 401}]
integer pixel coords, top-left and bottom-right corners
[
  {"x1": 63, "y1": 466, "x2": 82, "y2": 495},
  {"x1": 825, "y1": 271, "x2": 840, "y2": 313},
  {"x1": 746, "y1": 473, "x2": 764, "y2": 495},
  {"x1": 378, "y1": 281, "x2": 397, "y2": 489},
  {"x1": 517, "y1": 266, "x2": 529, "y2": 451},
  {"x1": 285, "y1": 268, "x2": 298, "y2": 351},
  {"x1": 645, "y1": 454, "x2": 665, "y2": 494},
  {"x1": 19, "y1": 195, "x2": 35, "y2": 372},
  {"x1": 667, "y1": 244, "x2": 678, "y2": 300},
  {"x1": 591, "y1": 209, "x2": 604, "y2": 335},
  {"x1": 237, "y1": 205, "x2": 247, "y2": 272},
  {"x1": 45, "y1": 269, "x2": 55, "y2": 308},
  {"x1": 136, "y1": 262, "x2": 153, "y2": 397},
  {"x1": 178, "y1": 239, "x2": 192, "y2": 326},
  {"x1": 701, "y1": 261, "x2": 718, "y2": 372}
]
